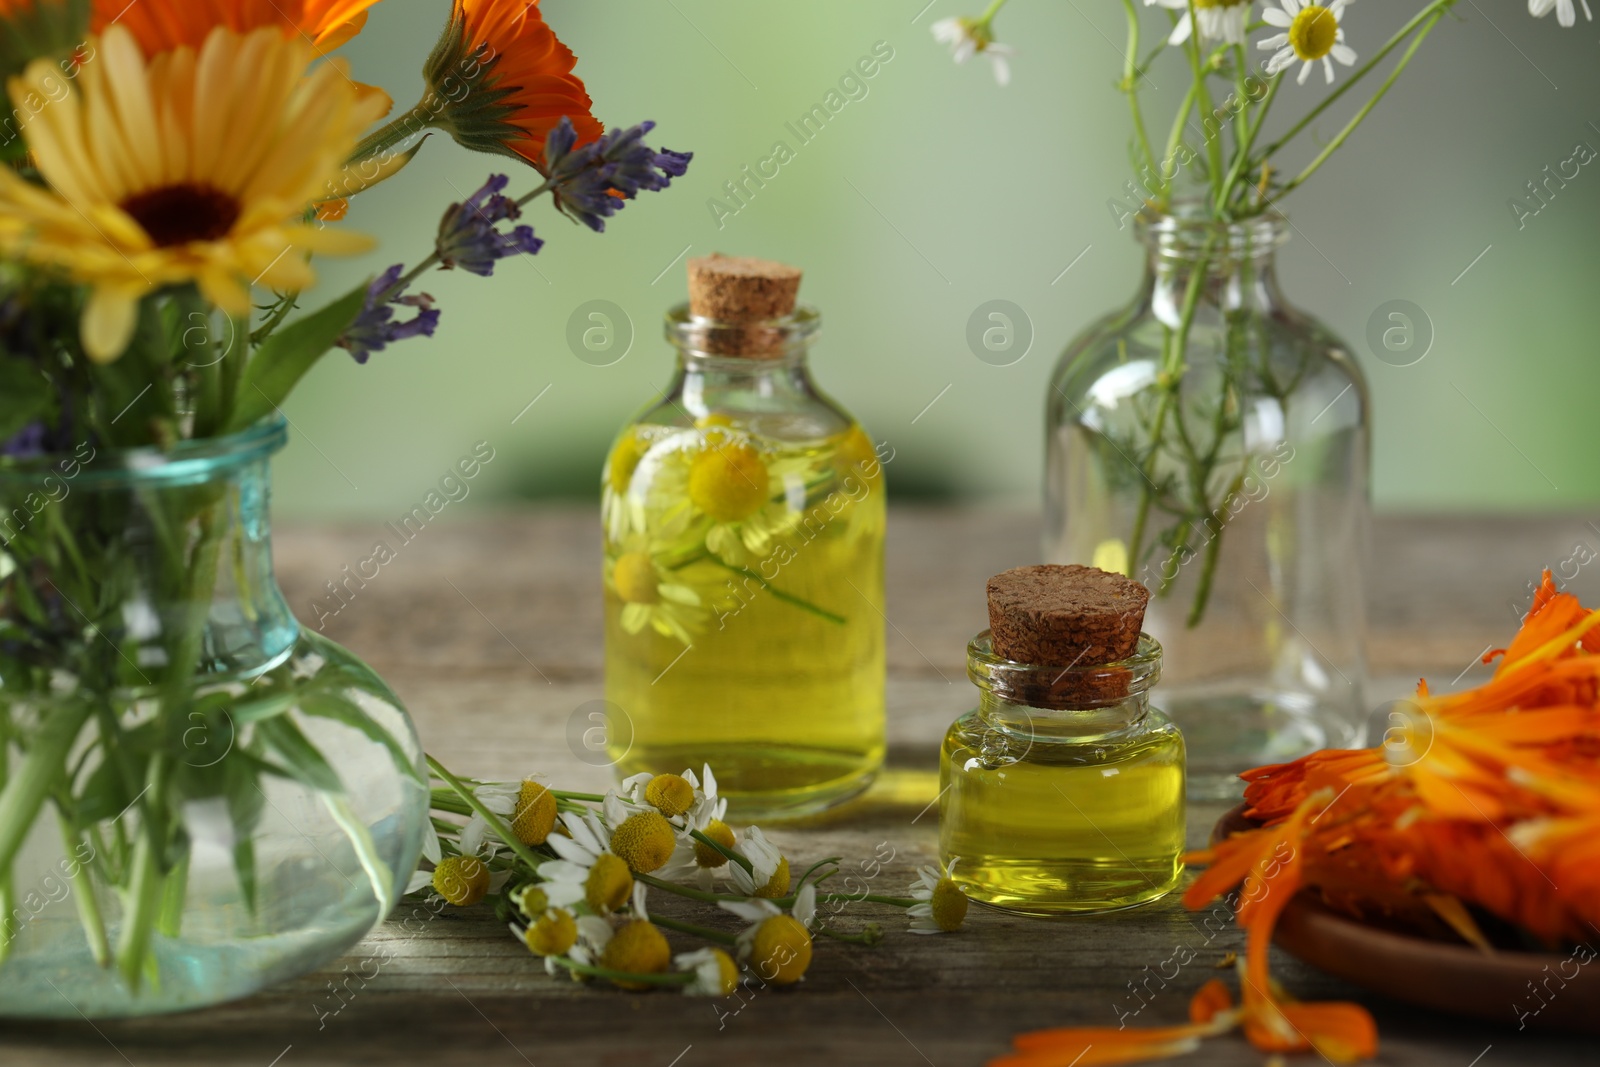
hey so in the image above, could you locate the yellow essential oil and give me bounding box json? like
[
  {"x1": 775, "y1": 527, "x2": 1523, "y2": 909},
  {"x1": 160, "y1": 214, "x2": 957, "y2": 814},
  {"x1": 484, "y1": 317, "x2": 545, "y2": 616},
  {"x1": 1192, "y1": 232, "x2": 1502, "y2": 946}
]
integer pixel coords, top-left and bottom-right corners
[
  {"x1": 940, "y1": 632, "x2": 1185, "y2": 915},
  {"x1": 602, "y1": 291, "x2": 886, "y2": 820}
]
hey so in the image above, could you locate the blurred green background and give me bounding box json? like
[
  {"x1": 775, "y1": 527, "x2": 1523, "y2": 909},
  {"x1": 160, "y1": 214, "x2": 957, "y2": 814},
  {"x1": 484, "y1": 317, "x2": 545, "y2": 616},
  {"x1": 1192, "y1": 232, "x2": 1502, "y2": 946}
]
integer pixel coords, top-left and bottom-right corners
[{"x1": 278, "y1": 0, "x2": 1600, "y2": 519}]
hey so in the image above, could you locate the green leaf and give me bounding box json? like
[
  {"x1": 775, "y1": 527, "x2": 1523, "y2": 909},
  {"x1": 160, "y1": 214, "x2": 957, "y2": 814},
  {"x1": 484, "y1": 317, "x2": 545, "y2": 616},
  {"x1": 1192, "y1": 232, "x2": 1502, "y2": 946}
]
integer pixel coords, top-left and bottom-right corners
[
  {"x1": 255, "y1": 717, "x2": 343, "y2": 795},
  {"x1": 300, "y1": 692, "x2": 424, "y2": 785},
  {"x1": 223, "y1": 281, "x2": 370, "y2": 434}
]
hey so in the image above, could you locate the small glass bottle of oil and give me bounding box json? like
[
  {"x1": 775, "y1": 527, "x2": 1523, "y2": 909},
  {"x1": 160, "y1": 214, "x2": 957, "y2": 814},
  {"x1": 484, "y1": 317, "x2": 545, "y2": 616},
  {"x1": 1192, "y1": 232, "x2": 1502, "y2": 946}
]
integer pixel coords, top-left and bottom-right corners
[
  {"x1": 601, "y1": 255, "x2": 885, "y2": 820},
  {"x1": 940, "y1": 567, "x2": 1185, "y2": 914}
]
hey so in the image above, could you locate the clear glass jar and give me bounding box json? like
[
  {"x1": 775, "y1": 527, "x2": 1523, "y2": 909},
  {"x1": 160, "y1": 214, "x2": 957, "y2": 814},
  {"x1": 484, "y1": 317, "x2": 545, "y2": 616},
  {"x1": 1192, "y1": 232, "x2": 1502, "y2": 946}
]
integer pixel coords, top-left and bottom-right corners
[
  {"x1": 602, "y1": 304, "x2": 886, "y2": 819},
  {"x1": 1044, "y1": 210, "x2": 1369, "y2": 798},
  {"x1": 940, "y1": 631, "x2": 1184, "y2": 915},
  {"x1": 0, "y1": 419, "x2": 428, "y2": 1018}
]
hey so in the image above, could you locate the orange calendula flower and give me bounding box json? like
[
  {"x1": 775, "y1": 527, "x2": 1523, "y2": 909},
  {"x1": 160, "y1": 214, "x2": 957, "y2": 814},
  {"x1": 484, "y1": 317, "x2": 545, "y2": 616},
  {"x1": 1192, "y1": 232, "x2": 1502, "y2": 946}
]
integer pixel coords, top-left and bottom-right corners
[
  {"x1": 90, "y1": 0, "x2": 381, "y2": 54},
  {"x1": 421, "y1": 0, "x2": 602, "y2": 169},
  {"x1": 1001, "y1": 569, "x2": 1600, "y2": 1066}
]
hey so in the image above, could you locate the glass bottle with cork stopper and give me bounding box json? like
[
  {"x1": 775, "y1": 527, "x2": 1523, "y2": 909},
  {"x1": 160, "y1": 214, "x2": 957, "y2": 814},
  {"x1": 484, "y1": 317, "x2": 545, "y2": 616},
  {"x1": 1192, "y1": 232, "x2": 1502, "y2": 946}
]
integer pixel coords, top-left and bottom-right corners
[
  {"x1": 601, "y1": 254, "x2": 886, "y2": 819},
  {"x1": 940, "y1": 565, "x2": 1186, "y2": 914}
]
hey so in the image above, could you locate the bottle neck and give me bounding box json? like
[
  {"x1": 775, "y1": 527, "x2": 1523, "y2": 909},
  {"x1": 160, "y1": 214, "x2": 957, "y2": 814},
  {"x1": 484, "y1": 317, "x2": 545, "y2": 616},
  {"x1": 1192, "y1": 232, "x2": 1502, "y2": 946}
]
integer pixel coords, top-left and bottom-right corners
[
  {"x1": 667, "y1": 347, "x2": 820, "y2": 412},
  {"x1": 967, "y1": 631, "x2": 1162, "y2": 740},
  {"x1": 1137, "y1": 211, "x2": 1290, "y2": 323}
]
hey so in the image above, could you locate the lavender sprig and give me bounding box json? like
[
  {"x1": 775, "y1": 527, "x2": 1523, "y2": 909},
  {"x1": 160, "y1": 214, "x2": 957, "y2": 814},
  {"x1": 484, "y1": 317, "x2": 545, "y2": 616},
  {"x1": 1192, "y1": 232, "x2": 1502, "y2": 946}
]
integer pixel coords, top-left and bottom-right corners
[
  {"x1": 436, "y1": 174, "x2": 544, "y2": 276},
  {"x1": 337, "y1": 265, "x2": 440, "y2": 364},
  {"x1": 543, "y1": 118, "x2": 693, "y2": 232}
]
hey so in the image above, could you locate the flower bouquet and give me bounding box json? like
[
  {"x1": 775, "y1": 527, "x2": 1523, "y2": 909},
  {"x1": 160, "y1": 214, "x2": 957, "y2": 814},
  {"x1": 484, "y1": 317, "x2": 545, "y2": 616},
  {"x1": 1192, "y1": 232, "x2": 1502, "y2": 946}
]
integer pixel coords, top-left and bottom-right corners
[
  {"x1": 0, "y1": 0, "x2": 687, "y2": 1017},
  {"x1": 932, "y1": 0, "x2": 1589, "y2": 791}
]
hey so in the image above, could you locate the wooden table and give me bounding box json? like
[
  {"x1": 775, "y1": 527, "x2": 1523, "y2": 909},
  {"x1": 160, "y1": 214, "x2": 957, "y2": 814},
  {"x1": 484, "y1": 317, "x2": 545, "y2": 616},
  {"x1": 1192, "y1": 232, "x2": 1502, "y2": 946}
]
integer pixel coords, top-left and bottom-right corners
[{"x1": 7, "y1": 507, "x2": 1597, "y2": 1066}]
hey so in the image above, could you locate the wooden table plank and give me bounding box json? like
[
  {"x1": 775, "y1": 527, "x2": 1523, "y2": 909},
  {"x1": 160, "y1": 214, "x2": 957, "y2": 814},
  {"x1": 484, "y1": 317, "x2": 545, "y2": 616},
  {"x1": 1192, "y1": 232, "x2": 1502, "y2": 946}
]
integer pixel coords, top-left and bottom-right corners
[{"x1": 5, "y1": 507, "x2": 1597, "y2": 1066}]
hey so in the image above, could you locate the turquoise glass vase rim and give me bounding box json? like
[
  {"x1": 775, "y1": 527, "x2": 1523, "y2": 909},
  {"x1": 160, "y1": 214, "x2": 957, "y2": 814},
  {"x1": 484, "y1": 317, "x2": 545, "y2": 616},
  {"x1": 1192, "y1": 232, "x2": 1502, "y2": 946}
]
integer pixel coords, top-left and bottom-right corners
[{"x1": 0, "y1": 415, "x2": 287, "y2": 487}]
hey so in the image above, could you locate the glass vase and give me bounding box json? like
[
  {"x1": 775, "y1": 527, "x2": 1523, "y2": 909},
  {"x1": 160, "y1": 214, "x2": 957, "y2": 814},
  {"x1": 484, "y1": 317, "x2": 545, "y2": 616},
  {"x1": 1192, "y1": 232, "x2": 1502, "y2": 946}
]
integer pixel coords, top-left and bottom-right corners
[
  {"x1": 602, "y1": 304, "x2": 887, "y2": 820},
  {"x1": 1044, "y1": 210, "x2": 1369, "y2": 798},
  {"x1": 0, "y1": 418, "x2": 428, "y2": 1018}
]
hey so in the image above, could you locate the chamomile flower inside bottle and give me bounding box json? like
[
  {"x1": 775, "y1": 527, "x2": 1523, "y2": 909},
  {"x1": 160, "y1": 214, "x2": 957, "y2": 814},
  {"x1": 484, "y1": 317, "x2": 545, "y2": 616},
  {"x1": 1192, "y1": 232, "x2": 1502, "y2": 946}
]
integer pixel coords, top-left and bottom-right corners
[
  {"x1": 940, "y1": 565, "x2": 1186, "y2": 914},
  {"x1": 602, "y1": 255, "x2": 886, "y2": 819}
]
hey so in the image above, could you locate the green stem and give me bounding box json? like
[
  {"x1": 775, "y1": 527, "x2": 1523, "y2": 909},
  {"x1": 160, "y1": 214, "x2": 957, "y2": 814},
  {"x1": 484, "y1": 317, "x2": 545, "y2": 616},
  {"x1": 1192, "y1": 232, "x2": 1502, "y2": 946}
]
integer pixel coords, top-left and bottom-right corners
[
  {"x1": 1126, "y1": 234, "x2": 1217, "y2": 572},
  {"x1": 545, "y1": 955, "x2": 694, "y2": 987},
  {"x1": 651, "y1": 914, "x2": 738, "y2": 945},
  {"x1": 1159, "y1": 82, "x2": 1199, "y2": 202},
  {"x1": 1274, "y1": 11, "x2": 1446, "y2": 200},
  {"x1": 691, "y1": 828, "x2": 753, "y2": 874},
  {"x1": 115, "y1": 754, "x2": 169, "y2": 991},
  {"x1": 348, "y1": 110, "x2": 429, "y2": 168},
  {"x1": 708, "y1": 558, "x2": 847, "y2": 626},
  {"x1": 426, "y1": 756, "x2": 547, "y2": 873},
  {"x1": 157, "y1": 848, "x2": 188, "y2": 939},
  {"x1": 818, "y1": 922, "x2": 884, "y2": 946},
  {"x1": 1121, "y1": 0, "x2": 1157, "y2": 178},
  {"x1": 0, "y1": 702, "x2": 93, "y2": 877},
  {"x1": 250, "y1": 293, "x2": 300, "y2": 348},
  {"x1": 1182, "y1": 10, "x2": 1224, "y2": 208},
  {"x1": 551, "y1": 790, "x2": 607, "y2": 803},
  {"x1": 1218, "y1": 72, "x2": 1281, "y2": 211},
  {"x1": 637, "y1": 871, "x2": 725, "y2": 903}
]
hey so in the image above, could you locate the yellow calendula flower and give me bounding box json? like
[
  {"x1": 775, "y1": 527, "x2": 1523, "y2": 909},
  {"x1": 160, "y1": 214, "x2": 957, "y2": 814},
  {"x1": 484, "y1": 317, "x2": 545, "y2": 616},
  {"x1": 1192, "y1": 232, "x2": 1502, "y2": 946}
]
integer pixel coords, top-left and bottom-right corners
[{"x1": 0, "y1": 24, "x2": 386, "y2": 361}]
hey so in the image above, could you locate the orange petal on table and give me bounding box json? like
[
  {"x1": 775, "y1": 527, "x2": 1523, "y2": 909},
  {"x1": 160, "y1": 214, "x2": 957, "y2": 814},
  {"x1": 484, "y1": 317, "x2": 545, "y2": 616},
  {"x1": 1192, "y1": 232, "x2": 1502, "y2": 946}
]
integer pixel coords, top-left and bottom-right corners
[
  {"x1": 999, "y1": 1022, "x2": 1226, "y2": 1067},
  {"x1": 1189, "y1": 978, "x2": 1234, "y2": 1023},
  {"x1": 1241, "y1": 1000, "x2": 1378, "y2": 1063}
]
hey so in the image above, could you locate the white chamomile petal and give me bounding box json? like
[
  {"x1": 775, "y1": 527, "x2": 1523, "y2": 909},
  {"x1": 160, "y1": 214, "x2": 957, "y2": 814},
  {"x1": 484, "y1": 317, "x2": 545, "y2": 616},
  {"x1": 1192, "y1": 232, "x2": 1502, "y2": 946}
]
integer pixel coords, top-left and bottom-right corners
[
  {"x1": 720, "y1": 898, "x2": 781, "y2": 923},
  {"x1": 405, "y1": 870, "x2": 433, "y2": 895},
  {"x1": 421, "y1": 821, "x2": 442, "y2": 865},
  {"x1": 793, "y1": 884, "x2": 817, "y2": 929}
]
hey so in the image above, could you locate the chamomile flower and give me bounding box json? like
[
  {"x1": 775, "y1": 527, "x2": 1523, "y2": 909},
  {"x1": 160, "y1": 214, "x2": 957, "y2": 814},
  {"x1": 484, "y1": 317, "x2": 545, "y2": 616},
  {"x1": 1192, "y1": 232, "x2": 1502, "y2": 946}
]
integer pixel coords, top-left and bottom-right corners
[
  {"x1": 605, "y1": 539, "x2": 706, "y2": 645},
  {"x1": 906, "y1": 860, "x2": 970, "y2": 934},
  {"x1": 727, "y1": 825, "x2": 791, "y2": 898},
  {"x1": 931, "y1": 16, "x2": 1016, "y2": 86},
  {"x1": 564, "y1": 912, "x2": 619, "y2": 976},
  {"x1": 512, "y1": 885, "x2": 579, "y2": 959},
  {"x1": 1258, "y1": 0, "x2": 1357, "y2": 85},
  {"x1": 603, "y1": 425, "x2": 651, "y2": 542},
  {"x1": 675, "y1": 947, "x2": 741, "y2": 996},
  {"x1": 720, "y1": 883, "x2": 817, "y2": 986},
  {"x1": 1152, "y1": 0, "x2": 1252, "y2": 46},
  {"x1": 458, "y1": 777, "x2": 558, "y2": 855},
  {"x1": 1528, "y1": 0, "x2": 1593, "y2": 26},
  {"x1": 541, "y1": 811, "x2": 635, "y2": 914},
  {"x1": 690, "y1": 437, "x2": 793, "y2": 567},
  {"x1": 619, "y1": 764, "x2": 726, "y2": 830},
  {"x1": 403, "y1": 820, "x2": 446, "y2": 895}
]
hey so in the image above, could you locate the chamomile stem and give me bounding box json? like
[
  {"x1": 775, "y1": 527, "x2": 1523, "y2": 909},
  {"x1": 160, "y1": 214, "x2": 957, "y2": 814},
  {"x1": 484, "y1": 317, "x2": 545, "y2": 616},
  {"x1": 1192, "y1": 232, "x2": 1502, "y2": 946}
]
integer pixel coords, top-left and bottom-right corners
[
  {"x1": 708, "y1": 559, "x2": 847, "y2": 626},
  {"x1": 552, "y1": 790, "x2": 607, "y2": 802},
  {"x1": 690, "y1": 828, "x2": 754, "y2": 874},
  {"x1": 651, "y1": 915, "x2": 738, "y2": 945},
  {"x1": 426, "y1": 756, "x2": 547, "y2": 873},
  {"x1": 546, "y1": 955, "x2": 695, "y2": 986},
  {"x1": 1275, "y1": 10, "x2": 1445, "y2": 199},
  {"x1": 1121, "y1": 0, "x2": 1157, "y2": 178},
  {"x1": 818, "y1": 923, "x2": 884, "y2": 946},
  {"x1": 637, "y1": 872, "x2": 726, "y2": 903}
]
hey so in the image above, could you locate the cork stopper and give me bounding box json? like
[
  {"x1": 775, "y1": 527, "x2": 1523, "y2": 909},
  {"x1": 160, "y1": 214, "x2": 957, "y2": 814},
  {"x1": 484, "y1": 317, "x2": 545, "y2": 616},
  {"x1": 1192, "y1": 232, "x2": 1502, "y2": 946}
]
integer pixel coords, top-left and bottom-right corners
[
  {"x1": 986, "y1": 565, "x2": 1150, "y2": 668},
  {"x1": 686, "y1": 253, "x2": 802, "y2": 358}
]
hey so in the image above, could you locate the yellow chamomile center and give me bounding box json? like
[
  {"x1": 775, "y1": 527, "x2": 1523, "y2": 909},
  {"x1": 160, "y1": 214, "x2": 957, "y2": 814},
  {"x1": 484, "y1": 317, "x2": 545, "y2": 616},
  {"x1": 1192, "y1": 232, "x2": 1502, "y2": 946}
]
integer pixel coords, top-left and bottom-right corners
[
  {"x1": 515, "y1": 885, "x2": 549, "y2": 917},
  {"x1": 644, "y1": 773, "x2": 696, "y2": 817},
  {"x1": 756, "y1": 855, "x2": 792, "y2": 899},
  {"x1": 612, "y1": 552, "x2": 660, "y2": 605},
  {"x1": 689, "y1": 442, "x2": 770, "y2": 522},
  {"x1": 1288, "y1": 5, "x2": 1338, "y2": 61},
  {"x1": 693, "y1": 819, "x2": 737, "y2": 868},
  {"x1": 750, "y1": 915, "x2": 812, "y2": 985},
  {"x1": 931, "y1": 878, "x2": 970, "y2": 932},
  {"x1": 585, "y1": 852, "x2": 634, "y2": 913},
  {"x1": 607, "y1": 431, "x2": 646, "y2": 494},
  {"x1": 601, "y1": 921, "x2": 672, "y2": 989},
  {"x1": 524, "y1": 908, "x2": 577, "y2": 957},
  {"x1": 609, "y1": 811, "x2": 678, "y2": 873},
  {"x1": 432, "y1": 855, "x2": 490, "y2": 907},
  {"x1": 705, "y1": 948, "x2": 741, "y2": 996},
  {"x1": 511, "y1": 779, "x2": 557, "y2": 845}
]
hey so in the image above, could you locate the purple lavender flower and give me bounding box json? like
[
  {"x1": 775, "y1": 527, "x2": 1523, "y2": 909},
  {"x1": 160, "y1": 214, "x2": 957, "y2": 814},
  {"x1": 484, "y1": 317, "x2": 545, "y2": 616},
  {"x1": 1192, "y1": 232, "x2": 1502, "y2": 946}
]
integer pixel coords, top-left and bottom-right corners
[
  {"x1": 436, "y1": 174, "x2": 544, "y2": 277},
  {"x1": 337, "y1": 265, "x2": 441, "y2": 365},
  {"x1": 1, "y1": 421, "x2": 47, "y2": 459},
  {"x1": 544, "y1": 118, "x2": 693, "y2": 233}
]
